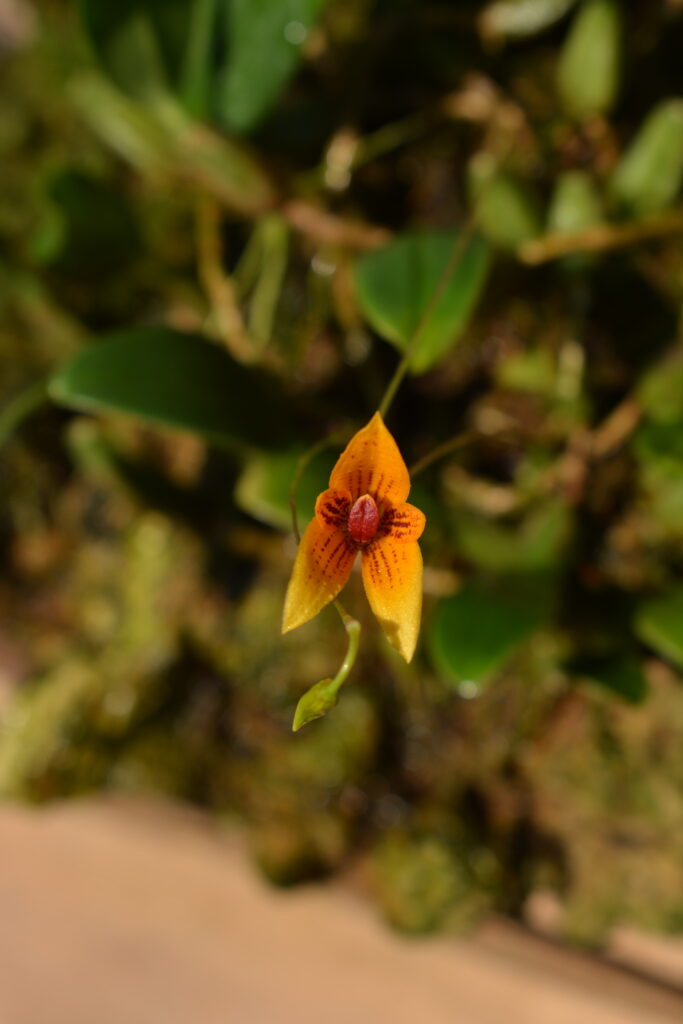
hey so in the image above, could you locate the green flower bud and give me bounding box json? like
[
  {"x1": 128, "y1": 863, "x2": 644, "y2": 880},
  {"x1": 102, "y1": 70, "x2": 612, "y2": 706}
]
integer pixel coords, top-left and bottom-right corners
[
  {"x1": 611, "y1": 99, "x2": 683, "y2": 215},
  {"x1": 557, "y1": 0, "x2": 621, "y2": 118},
  {"x1": 469, "y1": 153, "x2": 542, "y2": 250},
  {"x1": 548, "y1": 170, "x2": 603, "y2": 234}
]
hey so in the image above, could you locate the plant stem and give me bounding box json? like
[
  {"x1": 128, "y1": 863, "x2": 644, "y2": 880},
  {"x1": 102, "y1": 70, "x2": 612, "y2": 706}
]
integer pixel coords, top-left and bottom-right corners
[
  {"x1": 288, "y1": 428, "x2": 351, "y2": 542},
  {"x1": 377, "y1": 219, "x2": 475, "y2": 419},
  {"x1": 195, "y1": 195, "x2": 254, "y2": 362},
  {"x1": 291, "y1": 598, "x2": 361, "y2": 730},
  {"x1": 247, "y1": 214, "x2": 289, "y2": 349},
  {"x1": 518, "y1": 205, "x2": 683, "y2": 265},
  {"x1": 408, "y1": 432, "x2": 477, "y2": 477},
  {"x1": 331, "y1": 600, "x2": 361, "y2": 680},
  {"x1": 408, "y1": 430, "x2": 520, "y2": 478},
  {"x1": 281, "y1": 199, "x2": 390, "y2": 251}
]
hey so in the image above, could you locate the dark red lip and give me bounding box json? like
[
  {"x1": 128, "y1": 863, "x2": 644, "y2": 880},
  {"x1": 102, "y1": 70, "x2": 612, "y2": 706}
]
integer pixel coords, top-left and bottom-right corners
[{"x1": 348, "y1": 493, "x2": 380, "y2": 546}]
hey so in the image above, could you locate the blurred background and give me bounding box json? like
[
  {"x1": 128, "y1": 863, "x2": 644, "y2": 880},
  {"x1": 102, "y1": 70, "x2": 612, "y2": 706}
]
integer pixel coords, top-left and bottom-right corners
[{"x1": 1, "y1": 0, "x2": 683, "y2": 1020}]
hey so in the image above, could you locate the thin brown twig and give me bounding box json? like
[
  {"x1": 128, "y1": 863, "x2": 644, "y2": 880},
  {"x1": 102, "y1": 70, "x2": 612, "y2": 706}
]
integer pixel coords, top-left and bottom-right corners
[
  {"x1": 281, "y1": 199, "x2": 392, "y2": 251},
  {"x1": 518, "y1": 207, "x2": 683, "y2": 265},
  {"x1": 590, "y1": 397, "x2": 642, "y2": 459},
  {"x1": 195, "y1": 195, "x2": 254, "y2": 362}
]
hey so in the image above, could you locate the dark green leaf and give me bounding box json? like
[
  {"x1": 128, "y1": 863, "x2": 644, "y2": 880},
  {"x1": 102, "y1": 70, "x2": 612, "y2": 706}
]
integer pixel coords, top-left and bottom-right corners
[
  {"x1": 30, "y1": 170, "x2": 140, "y2": 279},
  {"x1": 235, "y1": 446, "x2": 335, "y2": 530},
  {"x1": 635, "y1": 421, "x2": 683, "y2": 463},
  {"x1": 68, "y1": 73, "x2": 276, "y2": 217},
  {"x1": 79, "y1": 0, "x2": 193, "y2": 99},
  {"x1": 353, "y1": 229, "x2": 491, "y2": 373},
  {"x1": 429, "y1": 575, "x2": 554, "y2": 688},
  {"x1": 49, "y1": 327, "x2": 296, "y2": 452},
  {"x1": 572, "y1": 654, "x2": 647, "y2": 703},
  {"x1": 635, "y1": 586, "x2": 683, "y2": 670},
  {"x1": 66, "y1": 419, "x2": 207, "y2": 523},
  {"x1": 452, "y1": 500, "x2": 572, "y2": 573},
  {"x1": 218, "y1": 0, "x2": 329, "y2": 134},
  {"x1": 180, "y1": 0, "x2": 219, "y2": 117}
]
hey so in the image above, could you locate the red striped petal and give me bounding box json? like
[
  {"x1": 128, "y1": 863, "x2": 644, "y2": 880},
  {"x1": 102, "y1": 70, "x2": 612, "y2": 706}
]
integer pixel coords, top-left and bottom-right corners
[
  {"x1": 282, "y1": 519, "x2": 357, "y2": 634},
  {"x1": 361, "y1": 537, "x2": 422, "y2": 662},
  {"x1": 380, "y1": 502, "x2": 425, "y2": 542},
  {"x1": 315, "y1": 487, "x2": 351, "y2": 528},
  {"x1": 329, "y1": 413, "x2": 410, "y2": 504}
]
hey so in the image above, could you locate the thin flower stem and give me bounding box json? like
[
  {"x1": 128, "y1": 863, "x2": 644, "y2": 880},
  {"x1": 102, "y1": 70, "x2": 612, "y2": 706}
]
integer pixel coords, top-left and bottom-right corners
[
  {"x1": 331, "y1": 600, "x2": 361, "y2": 683},
  {"x1": 288, "y1": 428, "x2": 351, "y2": 542},
  {"x1": 377, "y1": 218, "x2": 476, "y2": 420},
  {"x1": 291, "y1": 599, "x2": 361, "y2": 730},
  {"x1": 288, "y1": 432, "x2": 361, "y2": 729},
  {"x1": 408, "y1": 432, "x2": 477, "y2": 477},
  {"x1": 352, "y1": 109, "x2": 440, "y2": 172},
  {"x1": 409, "y1": 430, "x2": 519, "y2": 478}
]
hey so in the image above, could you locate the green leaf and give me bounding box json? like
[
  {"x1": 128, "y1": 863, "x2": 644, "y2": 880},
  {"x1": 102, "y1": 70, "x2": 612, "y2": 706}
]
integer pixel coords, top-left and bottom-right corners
[
  {"x1": 218, "y1": 0, "x2": 329, "y2": 134},
  {"x1": 469, "y1": 156, "x2": 543, "y2": 250},
  {"x1": 49, "y1": 327, "x2": 296, "y2": 452},
  {"x1": 65, "y1": 419, "x2": 206, "y2": 522},
  {"x1": 452, "y1": 500, "x2": 572, "y2": 573},
  {"x1": 353, "y1": 229, "x2": 491, "y2": 373},
  {"x1": 634, "y1": 586, "x2": 683, "y2": 670},
  {"x1": 180, "y1": 0, "x2": 219, "y2": 117},
  {"x1": 633, "y1": 422, "x2": 683, "y2": 538},
  {"x1": 611, "y1": 99, "x2": 683, "y2": 215},
  {"x1": 547, "y1": 171, "x2": 603, "y2": 235},
  {"x1": 638, "y1": 353, "x2": 683, "y2": 425},
  {"x1": 480, "y1": 0, "x2": 577, "y2": 42},
  {"x1": 235, "y1": 446, "x2": 335, "y2": 530},
  {"x1": 572, "y1": 654, "x2": 647, "y2": 703},
  {"x1": 68, "y1": 75, "x2": 276, "y2": 217},
  {"x1": 429, "y1": 575, "x2": 554, "y2": 689},
  {"x1": 557, "y1": 0, "x2": 621, "y2": 118},
  {"x1": 292, "y1": 678, "x2": 340, "y2": 731},
  {"x1": 635, "y1": 421, "x2": 683, "y2": 463},
  {"x1": 79, "y1": 0, "x2": 192, "y2": 100},
  {"x1": 30, "y1": 170, "x2": 140, "y2": 279}
]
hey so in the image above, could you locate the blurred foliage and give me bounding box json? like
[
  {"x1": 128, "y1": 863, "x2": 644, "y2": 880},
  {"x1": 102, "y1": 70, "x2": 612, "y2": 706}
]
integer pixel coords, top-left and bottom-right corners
[{"x1": 1, "y1": 0, "x2": 683, "y2": 947}]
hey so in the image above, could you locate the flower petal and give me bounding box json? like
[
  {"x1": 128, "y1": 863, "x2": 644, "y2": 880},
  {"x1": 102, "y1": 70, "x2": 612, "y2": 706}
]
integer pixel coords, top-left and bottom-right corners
[
  {"x1": 380, "y1": 502, "x2": 425, "y2": 542},
  {"x1": 330, "y1": 412, "x2": 410, "y2": 505},
  {"x1": 282, "y1": 519, "x2": 357, "y2": 634},
  {"x1": 361, "y1": 536, "x2": 423, "y2": 662},
  {"x1": 315, "y1": 487, "x2": 351, "y2": 528}
]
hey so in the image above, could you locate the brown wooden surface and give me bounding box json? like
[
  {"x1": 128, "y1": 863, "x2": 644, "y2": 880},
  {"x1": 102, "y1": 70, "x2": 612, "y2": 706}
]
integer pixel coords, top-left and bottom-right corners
[{"x1": 0, "y1": 797, "x2": 680, "y2": 1024}]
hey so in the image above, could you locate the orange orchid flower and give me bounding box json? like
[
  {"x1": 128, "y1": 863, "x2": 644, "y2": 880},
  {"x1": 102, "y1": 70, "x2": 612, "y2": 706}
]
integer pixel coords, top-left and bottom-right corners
[{"x1": 282, "y1": 412, "x2": 425, "y2": 662}]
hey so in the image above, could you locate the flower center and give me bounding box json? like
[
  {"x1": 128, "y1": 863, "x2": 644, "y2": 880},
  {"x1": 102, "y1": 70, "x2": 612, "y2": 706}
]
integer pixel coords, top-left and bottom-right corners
[{"x1": 348, "y1": 493, "x2": 380, "y2": 546}]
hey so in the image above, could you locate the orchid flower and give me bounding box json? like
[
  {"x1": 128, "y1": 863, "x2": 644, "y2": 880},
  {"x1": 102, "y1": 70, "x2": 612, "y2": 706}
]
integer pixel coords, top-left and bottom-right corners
[{"x1": 282, "y1": 413, "x2": 425, "y2": 661}]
